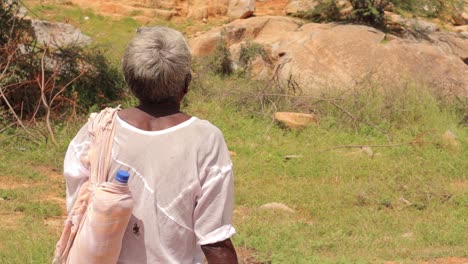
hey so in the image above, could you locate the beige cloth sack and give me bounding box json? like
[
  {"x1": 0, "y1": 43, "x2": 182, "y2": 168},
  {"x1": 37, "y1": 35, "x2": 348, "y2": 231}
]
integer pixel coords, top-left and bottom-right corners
[{"x1": 53, "y1": 107, "x2": 134, "y2": 264}]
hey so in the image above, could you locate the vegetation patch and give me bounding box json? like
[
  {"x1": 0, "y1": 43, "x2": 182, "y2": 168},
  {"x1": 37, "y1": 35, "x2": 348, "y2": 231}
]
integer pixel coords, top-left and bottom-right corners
[{"x1": 291, "y1": 0, "x2": 465, "y2": 29}]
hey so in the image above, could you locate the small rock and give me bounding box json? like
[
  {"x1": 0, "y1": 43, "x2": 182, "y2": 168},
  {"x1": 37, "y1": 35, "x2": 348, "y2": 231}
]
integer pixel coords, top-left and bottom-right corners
[
  {"x1": 274, "y1": 112, "x2": 319, "y2": 129},
  {"x1": 17, "y1": 6, "x2": 27, "y2": 18},
  {"x1": 228, "y1": 0, "x2": 256, "y2": 20},
  {"x1": 337, "y1": 0, "x2": 353, "y2": 17},
  {"x1": 405, "y1": 18, "x2": 440, "y2": 34},
  {"x1": 260, "y1": 202, "x2": 295, "y2": 213},
  {"x1": 401, "y1": 232, "x2": 414, "y2": 238},
  {"x1": 361, "y1": 147, "x2": 373, "y2": 157},
  {"x1": 202, "y1": 17, "x2": 208, "y2": 23},
  {"x1": 284, "y1": 0, "x2": 318, "y2": 15},
  {"x1": 399, "y1": 197, "x2": 412, "y2": 206},
  {"x1": 84, "y1": 16, "x2": 90, "y2": 20},
  {"x1": 452, "y1": 7, "x2": 468, "y2": 26},
  {"x1": 454, "y1": 25, "x2": 468, "y2": 34},
  {"x1": 442, "y1": 130, "x2": 459, "y2": 147},
  {"x1": 283, "y1": 155, "x2": 302, "y2": 160}
]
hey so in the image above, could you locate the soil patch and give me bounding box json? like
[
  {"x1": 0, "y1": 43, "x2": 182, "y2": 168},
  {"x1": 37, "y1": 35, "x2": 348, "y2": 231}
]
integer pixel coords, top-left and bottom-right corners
[
  {"x1": 421, "y1": 257, "x2": 468, "y2": 264},
  {"x1": 387, "y1": 257, "x2": 468, "y2": 264},
  {"x1": 237, "y1": 246, "x2": 269, "y2": 264},
  {"x1": 0, "y1": 212, "x2": 25, "y2": 229},
  {"x1": 0, "y1": 177, "x2": 41, "y2": 190}
]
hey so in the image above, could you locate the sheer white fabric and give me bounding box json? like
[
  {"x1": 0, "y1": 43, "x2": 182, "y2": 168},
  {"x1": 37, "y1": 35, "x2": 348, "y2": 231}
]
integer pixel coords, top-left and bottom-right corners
[{"x1": 64, "y1": 115, "x2": 235, "y2": 264}]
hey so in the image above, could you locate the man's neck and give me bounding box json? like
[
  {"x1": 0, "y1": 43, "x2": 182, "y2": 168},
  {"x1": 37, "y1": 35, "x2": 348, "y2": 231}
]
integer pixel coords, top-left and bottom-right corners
[{"x1": 136, "y1": 101, "x2": 181, "y2": 118}]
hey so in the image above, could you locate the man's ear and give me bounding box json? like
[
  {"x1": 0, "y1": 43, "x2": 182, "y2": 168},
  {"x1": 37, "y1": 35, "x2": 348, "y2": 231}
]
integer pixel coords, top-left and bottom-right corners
[{"x1": 184, "y1": 73, "x2": 192, "y2": 94}]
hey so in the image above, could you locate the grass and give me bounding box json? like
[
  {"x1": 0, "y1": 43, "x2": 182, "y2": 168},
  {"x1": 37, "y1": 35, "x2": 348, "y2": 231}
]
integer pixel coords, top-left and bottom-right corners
[
  {"x1": 186, "y1": 95, "x2": 467, "y2": 263},
  {"x1": 2, "y1": 2, "x2": 467, "y2": 263},
  {"x1": 0, "y1": 149, "x2": 66, "y2": 262},
  {"x1": 1, "y1": 76, "x2": 467, "y2": 263}
]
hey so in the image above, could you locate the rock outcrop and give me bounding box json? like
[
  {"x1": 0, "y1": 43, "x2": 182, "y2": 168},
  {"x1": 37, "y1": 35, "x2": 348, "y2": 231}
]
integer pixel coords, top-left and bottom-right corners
[
  {"x1": 190, "y1": 16, "x2": 468, "y2": 96},
  {"x1": 227, "y1": 0, "x2": 256, "y2": 19},
  {"x1": 452, "y1": 4, "x2": 468, "y2": 26},
  {"x1": 31, "y1": 20, "x2": 92, "y2": 48},
  {"x1": 284, "y1": 0, "x2": 318, "y2": 15},
  {"x1": 65, "y1": 0, "x2": 236, "y2": 20}
]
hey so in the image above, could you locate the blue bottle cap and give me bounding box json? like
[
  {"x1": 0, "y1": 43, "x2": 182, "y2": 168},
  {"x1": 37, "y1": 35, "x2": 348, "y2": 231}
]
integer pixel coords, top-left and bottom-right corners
[{"x1": 116, "y1": 170, "x2": 130, "y2": 183}]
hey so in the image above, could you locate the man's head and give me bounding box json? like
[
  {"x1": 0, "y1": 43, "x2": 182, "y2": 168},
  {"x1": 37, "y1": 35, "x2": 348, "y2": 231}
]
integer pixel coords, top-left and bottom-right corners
[{"x1": 122, "y1": 26, "x2": 192, "y2": 104}]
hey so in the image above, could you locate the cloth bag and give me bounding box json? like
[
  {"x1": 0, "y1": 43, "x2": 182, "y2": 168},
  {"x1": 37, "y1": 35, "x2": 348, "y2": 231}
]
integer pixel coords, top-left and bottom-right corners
[{"x1": 53, "y1": 107, "x2": 134, "y2": 264}]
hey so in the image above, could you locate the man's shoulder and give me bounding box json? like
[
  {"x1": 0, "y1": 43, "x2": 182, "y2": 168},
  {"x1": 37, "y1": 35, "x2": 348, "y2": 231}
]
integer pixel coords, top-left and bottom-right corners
[{"x1": 191, "y1": 118, "x2": 224, "y2": 137}]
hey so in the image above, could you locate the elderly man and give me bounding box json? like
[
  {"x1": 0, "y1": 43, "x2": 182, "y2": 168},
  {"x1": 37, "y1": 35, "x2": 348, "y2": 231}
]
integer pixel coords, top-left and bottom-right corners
[{"x1": 64, "y1": 26, "x2": 238, "y2": 263}]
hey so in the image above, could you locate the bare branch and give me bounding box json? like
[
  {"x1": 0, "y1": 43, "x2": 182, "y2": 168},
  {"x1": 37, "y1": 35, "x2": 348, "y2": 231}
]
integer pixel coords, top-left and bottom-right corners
[{"x1": 38, "y1": 47, "x2": 57, "y2": 145}]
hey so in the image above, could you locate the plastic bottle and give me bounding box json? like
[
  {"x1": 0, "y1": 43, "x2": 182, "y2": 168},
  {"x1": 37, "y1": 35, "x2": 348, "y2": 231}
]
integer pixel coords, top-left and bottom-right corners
[
  {"x1": 115, "y1": 170, "x2": 130, "y2": 184},
  {"x1": 68, "y1": 170, "x2": 134, "y2": 264}
]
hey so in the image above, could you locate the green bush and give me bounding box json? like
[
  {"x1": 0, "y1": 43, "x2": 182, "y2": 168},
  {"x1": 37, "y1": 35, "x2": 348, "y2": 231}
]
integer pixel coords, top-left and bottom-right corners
[
  {"x1": 0, "y1": 0, "x2": 125, "y2": 120},
  {"x1": 291, "y1": 0, "x2": 391, "y2": 28},
  {"x1": 238, "y1": 41, "x2": 269, "y2": 76},
  {"x1": 349, "y1": 0, "x2": 392, "y2": 27},
  {"x1": 54, "y1": 47, "x2": 126, "y2": 111},
  {"x1": 205, "y1": 34, "x2": 233, "y2": 76}
]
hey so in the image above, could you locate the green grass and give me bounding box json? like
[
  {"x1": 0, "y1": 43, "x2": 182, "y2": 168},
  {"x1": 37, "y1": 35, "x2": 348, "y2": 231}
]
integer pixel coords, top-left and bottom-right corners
[
  {"x1": 0, "y1": 216, "x2": 58, "y2": 263},
  {"x1": 0, "y1": 137, "x2": 68, "y2": 262},
  {"x1": 186, "y1": 98, "x2": 467, "y2": 263},
  {"x1": 1, "y1": 79, "x2": 467, "y2": 263}
]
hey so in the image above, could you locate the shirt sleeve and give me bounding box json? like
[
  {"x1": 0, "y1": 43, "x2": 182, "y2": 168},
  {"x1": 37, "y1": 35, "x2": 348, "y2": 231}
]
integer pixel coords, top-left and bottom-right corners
[
  {"x1": 63, "y1": 122, "x2": 91, "y2": 212},
  {"x1": 193, "y1": 128, "x2": 236, "y2": 246}
]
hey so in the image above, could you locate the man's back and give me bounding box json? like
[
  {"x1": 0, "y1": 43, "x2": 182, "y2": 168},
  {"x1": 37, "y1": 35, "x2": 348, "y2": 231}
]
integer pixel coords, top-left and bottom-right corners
[{"x1": 109, "y1": 115, "x2": 235, "y2": 263}]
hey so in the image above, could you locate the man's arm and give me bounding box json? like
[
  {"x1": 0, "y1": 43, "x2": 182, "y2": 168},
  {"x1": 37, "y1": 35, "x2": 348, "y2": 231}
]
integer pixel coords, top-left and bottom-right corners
[{"x1": 201, "y1": 238, "x2": 238, "y2": 264}]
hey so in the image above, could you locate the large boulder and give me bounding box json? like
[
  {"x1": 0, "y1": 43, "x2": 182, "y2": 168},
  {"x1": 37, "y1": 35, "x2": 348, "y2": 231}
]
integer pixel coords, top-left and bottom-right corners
[
  {"x1": 284, "y1": 0, "x2": 318, "y2": 15},
  {"x1": 190, "y1": 16, "x2": 468, "y2": 96},
  {"x1": 452, "y1": 4, "x2": 468, "y2": 26},
  {"x1": 31, "y1": 20, "x2": 92, "y2": 48},
  {"x1": 227, "y1": 0, "x2": 256, "y2": 19}
]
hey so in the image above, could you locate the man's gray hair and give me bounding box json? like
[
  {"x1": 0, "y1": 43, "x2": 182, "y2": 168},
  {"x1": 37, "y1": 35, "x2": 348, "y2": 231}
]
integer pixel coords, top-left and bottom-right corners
[{"x1": 122, "y1": 26, "x2": 192, "y2": 103}]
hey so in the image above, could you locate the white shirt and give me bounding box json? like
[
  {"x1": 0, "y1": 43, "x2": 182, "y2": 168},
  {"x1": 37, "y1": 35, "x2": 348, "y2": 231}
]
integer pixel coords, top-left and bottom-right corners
[{"x1": 63, "y1": 115, "x2": 236, "y2": 264}]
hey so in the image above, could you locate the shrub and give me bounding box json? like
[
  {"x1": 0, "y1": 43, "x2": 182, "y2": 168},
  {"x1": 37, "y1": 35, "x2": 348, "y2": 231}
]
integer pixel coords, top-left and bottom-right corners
[
  {"x1": 291, "y1": 0, "x2": 391, "y2": 28},
  {"x1": 0, "y1": 0, "x2": 125, "y2": 119},
  {"x1": 206, "y1": 34, "x2": 233, "y2": 76},
  {"x1": 238, "y1": 41, "x2": 269, "y2": 76},
  {"x1": 53, "y1": 47, "x2": 126, "y2": 111},
  {"x1": 349, "y1": 0, "x2": 392, "y2": 27}
]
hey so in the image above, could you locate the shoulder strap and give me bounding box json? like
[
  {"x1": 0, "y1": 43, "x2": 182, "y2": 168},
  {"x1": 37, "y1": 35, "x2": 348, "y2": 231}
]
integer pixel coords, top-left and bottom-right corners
[{"x1": 87, "y1": 106, "x2": 121, "y2": 186}]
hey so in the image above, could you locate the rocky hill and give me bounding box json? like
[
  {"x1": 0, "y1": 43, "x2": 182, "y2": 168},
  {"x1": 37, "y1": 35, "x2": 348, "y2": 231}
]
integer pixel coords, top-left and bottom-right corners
[
  {"x1": 190, "y1": 16, "x2": 468, "y2": 95},
  {"x1": 50, "y1": 0, "x2": 468, "y2": 95}
]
